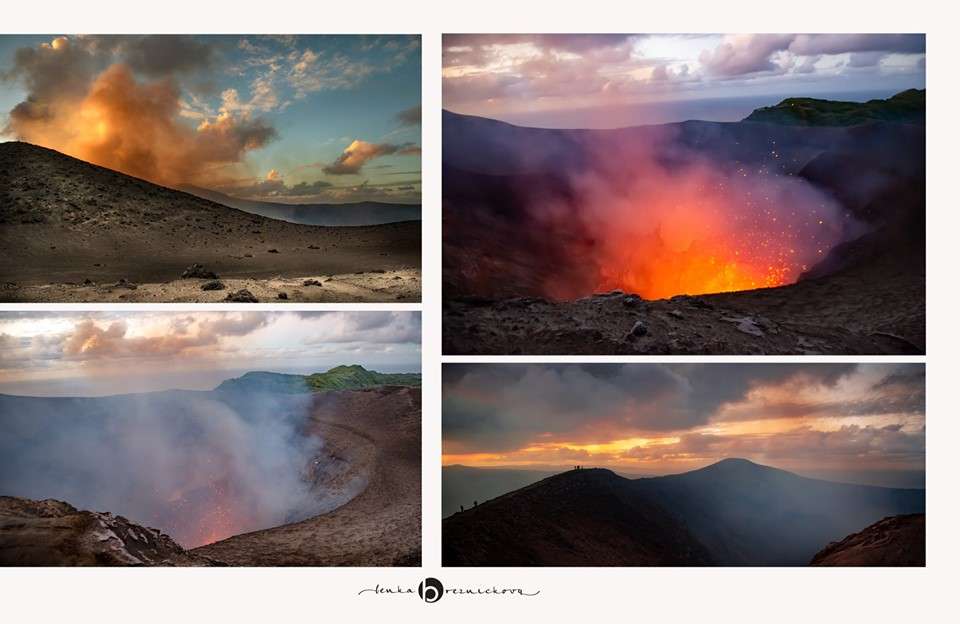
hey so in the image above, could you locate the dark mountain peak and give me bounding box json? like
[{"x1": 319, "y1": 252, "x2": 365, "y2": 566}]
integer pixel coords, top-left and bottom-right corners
[
  {"x1": 442, "y1": 465, "x2": 712, "y2": 566},
  {"x1": 712, "y1": 457, "x2": 758, "y2": 467},
  {"x1": 691, "y1": 457, "x2": 777, "y2": 475}
]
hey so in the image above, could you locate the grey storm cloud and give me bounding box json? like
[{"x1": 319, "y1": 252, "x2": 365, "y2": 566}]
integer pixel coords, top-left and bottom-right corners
[
  {"x1": 301, "y1": 311, "x2": 421, "y2": 344},
  {"x1": 395, "y1": 105, "x2": 421, "y2": 126}
]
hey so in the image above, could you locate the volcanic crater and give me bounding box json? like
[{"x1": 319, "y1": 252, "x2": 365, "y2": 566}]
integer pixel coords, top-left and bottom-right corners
[
  {"x1": 442, "y1": 91, "x2": 924, "y2": 355},
  {"x1": 0, "y1": 371, "x2": 421, "y2": 566}
]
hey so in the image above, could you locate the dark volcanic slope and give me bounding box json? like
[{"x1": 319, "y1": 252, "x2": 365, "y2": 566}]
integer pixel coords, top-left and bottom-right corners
[
  {"x1": 810, "y1": 514, "x2": 925, "y2": 566},
  {"x1": 442, "y1": 460, "x2": 924, "y2": 566},
  {"x1": 442, "y1": 107, "x2": 924, "y2": 355},
  {"x1": 442, "y1": 468, "x2": 712, "y2": 566},
  {"x1": 193, "y1": 386, "x2": 421, "y2": 566},
  {"x1": 0, "y1": 142, "x2": 419, "y2": 287}
]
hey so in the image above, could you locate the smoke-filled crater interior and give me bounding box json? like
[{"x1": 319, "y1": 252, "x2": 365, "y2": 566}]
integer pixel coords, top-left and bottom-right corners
[{"x1": 0, "y1": 389, "x2": 367, "y2": 549}]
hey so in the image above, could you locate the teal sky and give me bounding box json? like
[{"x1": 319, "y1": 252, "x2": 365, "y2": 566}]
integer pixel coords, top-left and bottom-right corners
[{"x1": 0, "y1": 35, "x2": 421, "y2": 203}]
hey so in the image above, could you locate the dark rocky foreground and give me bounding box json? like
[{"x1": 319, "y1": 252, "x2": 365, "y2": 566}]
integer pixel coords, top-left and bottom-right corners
[
  {"x1": 0, "y1": 141, "x2": 420, "y2": 302},
  {"x1": 444, "y1": 247, "x2": 923, "y2": 355},
  {"x1": 810, "y1": 514, "x2": 925, "y2": 566},
  {"x1": 0, "y1": 497, "x2": 218, "y2": 566}
]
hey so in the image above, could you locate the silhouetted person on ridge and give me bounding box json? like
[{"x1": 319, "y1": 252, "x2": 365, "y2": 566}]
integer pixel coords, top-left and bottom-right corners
[
  {"x1": 473, "y1": 500, "x2": 477, "y2": 509},
  {"x1": 459, "y1": 505, "x2": 464, "y2": 513}
]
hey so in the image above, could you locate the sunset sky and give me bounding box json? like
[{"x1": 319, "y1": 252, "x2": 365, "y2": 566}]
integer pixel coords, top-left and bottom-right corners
[
  {"x1": 443, "y1": 363, "x2": 925, "y2": 487},
  {"x1": 443, "y1": 33, "x2": 926, "y2": 127},
  {"x1": 0, "y1": 35, "x2": 421, "y2": 203},
  {"x1": 0, "y1": 311, "x2": 420, "y2": 396}
]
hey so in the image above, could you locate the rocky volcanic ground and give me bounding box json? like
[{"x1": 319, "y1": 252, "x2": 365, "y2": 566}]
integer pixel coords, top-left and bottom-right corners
[
  {"x1": 0, "y1": 386, "x2": 421, "y2": 567},
  {"x1": 0, "y1": 142, "x2": 420, "y2": 303},
  {"x1": 444, "y1": 249, "x2": 923, "y2": 355},
  {"x1": 810, "y1": 514, "x2": 925, "y2": 566}
]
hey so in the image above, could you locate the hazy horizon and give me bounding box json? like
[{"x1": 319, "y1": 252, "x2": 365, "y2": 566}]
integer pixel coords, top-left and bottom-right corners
[
  {"x1": 442, "y1": 460, "x2": 925, "y2": 490},
  {"x1": 445, "y1": 87, "x2": 915, "y2": 129},
  {"x1": 443, "y1": 34, "x2": 925, "y2": 128},
  {"x1": 0, "y1": 311, "x2": 421, "y2": 396}
]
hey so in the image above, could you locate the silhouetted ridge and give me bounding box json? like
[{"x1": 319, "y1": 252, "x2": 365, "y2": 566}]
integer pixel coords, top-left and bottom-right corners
[
  {"x1": 443, "y1": 460, "x2": 924, "y2": 566},
  {"x1": 442, "y1": 468, "x2": 712, "y2": 566}
]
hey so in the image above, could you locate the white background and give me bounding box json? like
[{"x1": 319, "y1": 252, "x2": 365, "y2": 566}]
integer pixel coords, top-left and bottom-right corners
[{"x1": 1, "y1": 1, "x2": 956, "y2": 622}]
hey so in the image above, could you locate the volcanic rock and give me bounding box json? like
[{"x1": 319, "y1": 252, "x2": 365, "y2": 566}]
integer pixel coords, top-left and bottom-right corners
[
  {"x1": 0, "y1": 496, "x2": 217, "y2": 566},
  {"x1": 200, "y1": 280, "x2": 225, "y2": 291},
  {"x1": 810, "y1": 514, "x2": 924, "y2": 566},
  {"x1": 224, "y1": 289, "x2": 258, "y2": 303},
  {"x1": 626, "y1": 320, "x2": 648, "y2": 339},
  {"x1": 181, "y1": 264, "x2": 218, "y2": 279}
]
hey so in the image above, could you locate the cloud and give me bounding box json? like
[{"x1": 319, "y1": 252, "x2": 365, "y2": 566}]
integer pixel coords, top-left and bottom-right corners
[
  {"x1": 700, "y1": 34, "x2": 925, "y2": 77},
  {"x1": 322, "y1": 139, "x2": 421, "y2": 175},
  {"x1": 395, "y1": 105, "x2": 421, "y2": 126},
  {"x1": 60, "y1": 313, "x2": 271, "y2": 360},
  {"x1": 303, "y1": 311, "x2": 421, "y2": 344},
  {"x1": 442, "y1": 364, "x2": 920, "y2": 455},
  {"x1": 4, "y1": 40, "x2": 278, "y2": 187},
  {"x1": 117, "y1": 35, "x2": 215, "y2": 77},
  {"x1": 287, "y1": 49, "x2": 374, "y2": 98},
  {"x1": 698, "y1": 34, "x2": 795, "y2": 77},
  {"x1": 624, "y1": 424, "x2": 924, "y2": 469}
]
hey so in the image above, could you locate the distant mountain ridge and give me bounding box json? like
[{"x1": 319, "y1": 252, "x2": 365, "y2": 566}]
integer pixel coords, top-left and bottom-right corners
[
  {"x1": 744, "y1": 89, "x2": 925, "y2": 126},
  {"x1": 443, "y1": 458, "x2": 924, "y2": 566},
  {"x1": 180, "y1": 185, "x2": 421, "y2": 227},
  {"x1": 215, "y1": 365, "x2": 421, "y2": 394}
]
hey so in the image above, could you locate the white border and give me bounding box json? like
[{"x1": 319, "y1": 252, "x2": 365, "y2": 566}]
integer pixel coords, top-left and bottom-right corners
[{"x1": 1, "y1": 2, "x2": 955, "y2": 622}]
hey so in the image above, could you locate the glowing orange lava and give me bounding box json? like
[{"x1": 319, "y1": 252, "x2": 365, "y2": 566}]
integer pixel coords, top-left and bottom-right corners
[{"x1": 565, "y1": 161, "x2": 844, "y2": 300}]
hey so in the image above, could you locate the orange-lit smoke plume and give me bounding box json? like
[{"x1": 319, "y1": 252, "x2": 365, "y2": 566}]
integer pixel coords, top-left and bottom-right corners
[
  {"x1": 537, "y1": 141, "x2": 848, "y2": 300},
  {"x1": 7, "y1": 62, "x2": 275, "y2": 188}
]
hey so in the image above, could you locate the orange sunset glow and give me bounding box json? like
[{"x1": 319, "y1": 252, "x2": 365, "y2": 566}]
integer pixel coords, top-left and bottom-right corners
[{"x1": 443, "y1": 363, "x2": 925, "y2": 484}]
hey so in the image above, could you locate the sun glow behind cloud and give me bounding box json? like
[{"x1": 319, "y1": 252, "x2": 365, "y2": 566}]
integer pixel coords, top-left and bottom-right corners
[
  {"x1": 0, "y1": 34, "x2": 421, "y2": 203},
  {"x1": 442, "y1": 364, "x2": 925, "y2": 482}
]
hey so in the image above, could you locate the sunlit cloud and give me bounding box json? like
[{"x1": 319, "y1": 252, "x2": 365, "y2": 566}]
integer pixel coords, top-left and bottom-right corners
[
  {"x1": 0, "y1": 311, "x2": 421, "y2": 396},
  {"x1": 442, "y1": 363, "x2": 925, "y2": 481}
]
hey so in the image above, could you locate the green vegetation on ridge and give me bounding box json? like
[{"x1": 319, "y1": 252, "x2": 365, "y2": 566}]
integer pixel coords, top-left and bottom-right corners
[
  {"x1": 743, "y1": 89, "x2": 925, "y2": 126},
  {"x1": 216, "y1": 365, "x2": 421, "y2": 394}
]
